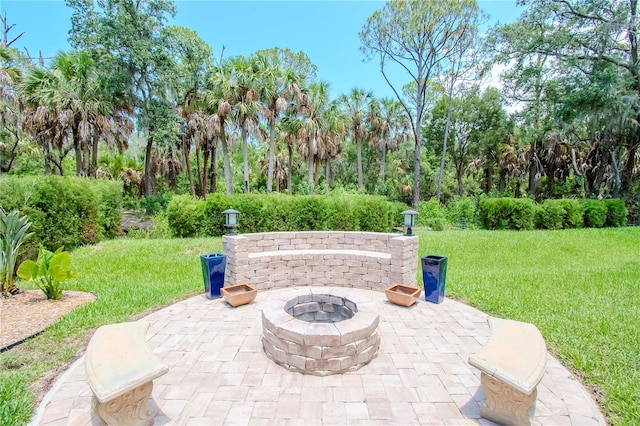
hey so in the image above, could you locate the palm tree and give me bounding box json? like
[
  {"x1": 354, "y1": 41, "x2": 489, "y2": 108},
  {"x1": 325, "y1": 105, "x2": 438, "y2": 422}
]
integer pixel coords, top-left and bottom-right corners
[
  {"x1": 254, "y1": 52, "x2": 302, "y2": 193},
  {"x1": 0, "y1": 44, "x2": 24, "y2": 174},
  {"x1": 318, "y1": 100, "x2": 347, "y2": 187},
  {"x1": 339, "y1": 88, "x2": 373, "y2": 189},
  {"x1": 22, "y1": 51, "x2": 129, "y2": 178},
  {"x1": 228, "y1": 56, "x2": 261, "y2": 193},
  {"x1": 279, "y1": 113, "x2": 303, "y2": 193},
  {"x1": 204, "y1": 63, "x2": 238, "y2": 195},
  {"x1": 368, "y1": 97, "x2": 408, "y2": 184}
]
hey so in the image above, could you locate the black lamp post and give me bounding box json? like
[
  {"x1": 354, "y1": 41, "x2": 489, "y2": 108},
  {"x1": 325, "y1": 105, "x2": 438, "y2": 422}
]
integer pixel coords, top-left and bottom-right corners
[
  {"x1": 401, "y1": 209, "x2": 418, "y2": 236},
  {"x1": 222, "y1": 208, "x2": 240, "y2": 235}
]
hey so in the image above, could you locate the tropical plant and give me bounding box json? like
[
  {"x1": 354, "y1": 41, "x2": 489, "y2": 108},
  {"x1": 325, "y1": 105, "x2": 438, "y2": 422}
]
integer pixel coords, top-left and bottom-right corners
[
  {"x1": 0, "y1": 207, "x2": 34, "y2": 296},
  {"x1": 17, "y1": 245, "x2": 76, "y2": 300},
  {"x1": 339, "y1": 88, "x2": 373, "y2": 189}
]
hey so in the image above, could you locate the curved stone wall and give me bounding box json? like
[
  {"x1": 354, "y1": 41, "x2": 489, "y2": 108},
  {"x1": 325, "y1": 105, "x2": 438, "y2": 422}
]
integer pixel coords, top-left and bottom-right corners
[{"x1": 222, "y1": 231, "x2": 418, "y2": 291}]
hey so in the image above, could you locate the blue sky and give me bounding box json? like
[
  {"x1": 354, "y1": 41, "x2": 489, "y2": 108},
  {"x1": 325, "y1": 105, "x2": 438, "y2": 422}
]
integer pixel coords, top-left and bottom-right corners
[{"x1": 1, "y1": 1, "x2": 523, "y2": 100}]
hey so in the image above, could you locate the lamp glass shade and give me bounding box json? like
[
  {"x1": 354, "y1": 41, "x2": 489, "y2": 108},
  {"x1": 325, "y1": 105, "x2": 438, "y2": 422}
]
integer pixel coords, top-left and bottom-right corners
[
  {"x1": 401, "y1": 209, "x2": 418, "y2": 227},
  {"x1": 222, "y1": 208, "x2": 240, "y2": 226}
]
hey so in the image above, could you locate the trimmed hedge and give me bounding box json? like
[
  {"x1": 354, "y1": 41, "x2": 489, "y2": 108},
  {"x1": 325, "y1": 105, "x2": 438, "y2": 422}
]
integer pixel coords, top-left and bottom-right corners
[
  {"x1": 534, "y1": 199, "x2": 584, "y2": 230},
  {"x1": 478, "y1": 198, "x2": 535, "y2": 230},
  {"x1": 478, "y1": 197, "x2": 626, "y2": 230},
  {"x1": 167, "y1": 194, "x2": 406, "y2": 237},
  {"x1": 581, "y1": 199, "x2": 608, "y2": 228},
  {"x1": 604, "y1": 199, "x2": 628, "y2": 227},
  {"x1": 0, "y1": 176, "x2": 122, "y2": 256}
]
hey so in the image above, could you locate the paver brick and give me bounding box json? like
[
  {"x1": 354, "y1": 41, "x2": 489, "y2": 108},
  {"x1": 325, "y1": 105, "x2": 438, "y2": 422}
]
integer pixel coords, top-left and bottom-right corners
[{"x1": 32, "y1": 286, "x2": 605, "y2": 426}]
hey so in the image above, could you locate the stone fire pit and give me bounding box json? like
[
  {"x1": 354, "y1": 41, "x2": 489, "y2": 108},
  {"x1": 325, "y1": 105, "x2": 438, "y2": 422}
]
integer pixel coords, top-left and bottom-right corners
[{"x1": 261, "y1": 287, "x2": 379, "y2": 376}]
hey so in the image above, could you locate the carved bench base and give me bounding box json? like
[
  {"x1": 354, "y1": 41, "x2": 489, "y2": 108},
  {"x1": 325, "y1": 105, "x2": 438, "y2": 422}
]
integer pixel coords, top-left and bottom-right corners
[
  {"x1": 92, "y1": 381, "x2": 155, "y2": 426},
  {"x1": 480, "y1": 372, "x2": 537, "y2": 426}
]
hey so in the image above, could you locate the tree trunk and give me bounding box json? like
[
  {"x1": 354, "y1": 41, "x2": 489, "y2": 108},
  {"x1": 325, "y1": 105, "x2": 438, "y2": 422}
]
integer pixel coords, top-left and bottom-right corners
[
  {"x1": 266, "y1": 116, "x2": 275, "y2": 193},
  {"x1": 287, "y1": 143, "x2": 293, "y2": 194},
  {"x1": 610, "y1": 148, "x2": 621, "y2": 198},
  {"x1": 484, "y1": 166, "x2": 493, "y2": 194},
  {"x1": 356, "y1": 137, "x2": 363, "y2": 189},
  {"x1": 195, "y1": 143, "x2": 203, "y2": 196},
  {"x1": 201, "y1": 148, "x2": 209, "y2": 197},
  {"x1": 437, "y1": 88, "x2": 454, "y2": 203},
  {"x1": 42, "y1": 138, "x2": 51, "y2": 175},
  {"x1": 90, "y1": 131, "x2": 99, "y2": 178},
  {"x1": 242, "y1": 126, "x2": 250, "y2": 193},
  {"x1": 308, "y1": 135, "x2": 315, "y2": 192},
  {"x1": 412, "y1": 132, "x2": 421, "y2": 208},
  {"x1": 144, "y1": 134, "x2": 155, "y2": 196},
  {"x1": 74, "y1": 126, "x2": 82, "y2": 176},
  {"x1": 182, "y1": 138, "x2": 196, "y2": 198},
  {"x1": 167, "y1": 145, "x2": 177, "y2": 190},
  {"x1": 210, "y1": 145, "x2": 217, "y2": 194},
  {"x1": 498, "y1": 169, "x2": 506, "y2": 193},
  {"x1": 81, "y1": 139, "x2": 90, "y2": 177},
  {"x1": 314, "y1": 158, "x2": 321, "y2": 187},
  {"x1": 620, "y1": 143, "x2": 637, "y2": 197},
  {"x1": 220, "y1": 123, "x2": 233, "y2": 195},
  {"x1": 456, "y1": 165, "x2": 464, "y2": 197},
  {"x1": 379, "y1": 145, "x2": 386, "y2": 183},
  {"x1": 528, "y1": 143, "x2": 538, "y2": 198},
  {"x1": 325, "y1": 159, "x2": 331, "y2": 187}
]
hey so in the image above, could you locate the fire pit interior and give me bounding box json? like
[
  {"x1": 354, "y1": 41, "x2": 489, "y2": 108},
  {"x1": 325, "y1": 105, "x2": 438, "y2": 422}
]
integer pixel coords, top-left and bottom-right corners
[
  {"x1": 284, "y1": 294, "x2": 356, "y2": 323},
  {"x1": 262, "y1": 288, "x2": 380, "y2": 376}
]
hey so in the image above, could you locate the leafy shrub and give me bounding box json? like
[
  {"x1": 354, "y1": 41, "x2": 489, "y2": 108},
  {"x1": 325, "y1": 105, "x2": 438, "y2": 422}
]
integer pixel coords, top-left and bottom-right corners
[
  {"x1": 425, "y1": 217, "x2": 446, "y2": 231},
  {"x1": 141, "y1": 192, "x2": 173, "y2": 215},
  {"x1": 534, "y1": 201, "x2": 566, "y2": 230},
  {"x1": 581, "y1": 199, "x2": 607, "y2": 228},
  {"x1": 166, "y1": 195, "x2": 206, "y2": 238},
  {"x1": 0, "y1": 176, "x2": 122, "y2": 254},
  {"x1": 604, "y1": 199, "x2": 627, "y2": 227},
  {"x1": 417, "y1": 198, "x2": 448, "y2": 227},
  {"x1": 446, "y1": 197, "x2": 476, "y2": 229},
  {"x1": 478, "y1": 197, "x2": 535, "y2": 230},
  {"x1": 92, "y1": 179, "x2": 123, "y2": 239},
  {"x1": 555, "y1": 199, "x2": 584, "y2": 228}
]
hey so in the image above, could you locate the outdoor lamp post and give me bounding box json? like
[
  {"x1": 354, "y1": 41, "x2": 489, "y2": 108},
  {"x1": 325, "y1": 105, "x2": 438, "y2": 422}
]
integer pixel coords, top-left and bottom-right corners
[
  {"x1": 223, "y1": 208, "x2": 240, "y2": 235},
  {"x1": 401, "y1": 209, "x2": 418, "y2": 236}
]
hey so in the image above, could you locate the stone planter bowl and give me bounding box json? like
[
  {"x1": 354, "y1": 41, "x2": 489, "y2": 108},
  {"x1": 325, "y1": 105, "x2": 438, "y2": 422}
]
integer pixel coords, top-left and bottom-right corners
[
  {"x1": 221, "y1": 283, "x2": 257, "y2": 307},
  {"x1": 385, "y1": 284, "x2": 421, "y2": 307}
]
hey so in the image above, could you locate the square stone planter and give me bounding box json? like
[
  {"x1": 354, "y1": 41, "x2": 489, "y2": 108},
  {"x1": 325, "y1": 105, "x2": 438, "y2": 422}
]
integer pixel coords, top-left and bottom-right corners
[
  {"x1": 221, "y1": 283, "x2": 257, "y2": 307},
  {"x1": 385, "y1": 284, "x2": 421, "y2": 307}
]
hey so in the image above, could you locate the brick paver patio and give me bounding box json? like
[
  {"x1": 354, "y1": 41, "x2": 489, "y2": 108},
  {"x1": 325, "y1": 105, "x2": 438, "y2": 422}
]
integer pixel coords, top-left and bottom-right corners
[{"x1": 31, "y1": 287, "x2": 606, "y2": 425}]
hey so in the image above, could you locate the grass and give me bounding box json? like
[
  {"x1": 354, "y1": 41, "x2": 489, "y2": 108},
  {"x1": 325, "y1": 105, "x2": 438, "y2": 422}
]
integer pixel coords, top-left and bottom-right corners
[
  {"x1": 0, "y1": 228, "x2": 638, "y2": 425},
  {"x1": 0, "y1": 237, "x2": 218, "y2": 426},
  {"x1": 418, "y1": 227, "x2": 640, "y2": 425}
]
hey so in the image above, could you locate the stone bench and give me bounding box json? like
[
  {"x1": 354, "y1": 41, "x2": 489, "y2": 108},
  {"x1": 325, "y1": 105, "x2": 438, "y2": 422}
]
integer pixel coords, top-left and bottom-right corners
[
  {"x1": 85, "y1": 321, "x2": 169, "y2": 426},
  {"x1": 468, "y1": 317, "x2": 547, "y2": 426},
  {"x1": 223, "y1": 231, "x2": 418, "y2": 291}
]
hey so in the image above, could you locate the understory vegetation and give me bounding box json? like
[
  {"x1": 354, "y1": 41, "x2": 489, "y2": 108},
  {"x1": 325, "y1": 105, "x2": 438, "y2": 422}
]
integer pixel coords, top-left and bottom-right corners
[{"x1": 0, "y1": 229, "x2": 637, "y2": 425}]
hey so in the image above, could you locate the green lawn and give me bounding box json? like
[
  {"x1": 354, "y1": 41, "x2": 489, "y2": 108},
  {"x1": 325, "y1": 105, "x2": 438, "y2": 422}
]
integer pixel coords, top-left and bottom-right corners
[
  {"x1": 419, "y1": 227, "x2": 640, "y2": 425},
  {"x1": 0, "y1": 228, "x2": 638, "y2": 425}
]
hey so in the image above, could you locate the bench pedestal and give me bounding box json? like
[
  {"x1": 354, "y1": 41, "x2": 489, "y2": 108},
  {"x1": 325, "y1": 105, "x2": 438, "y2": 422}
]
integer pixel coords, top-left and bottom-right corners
[
  {"x1": 469, "y1": 317, "x2": 546, "y2": 426},
  {"x1": 480, "y1": 372, "x2": 537, "y2": 426},
  {"x1": 92, "y1": 381, "x2": 154, "y2": 426}
]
